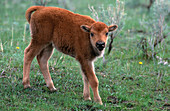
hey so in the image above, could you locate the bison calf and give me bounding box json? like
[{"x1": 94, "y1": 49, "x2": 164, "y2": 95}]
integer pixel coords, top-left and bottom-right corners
[{"x1": 23, "y1": 6, "x2": 118, "y2": 105}]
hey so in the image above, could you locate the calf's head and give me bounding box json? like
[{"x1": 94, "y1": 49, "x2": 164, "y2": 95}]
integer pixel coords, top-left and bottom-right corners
[{"x1": 81, "y1": 22, "x2": 118, "y2": 52}]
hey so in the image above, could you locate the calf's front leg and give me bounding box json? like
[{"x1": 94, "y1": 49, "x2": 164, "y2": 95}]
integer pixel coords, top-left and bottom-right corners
[
  {"x1": 79, "y1": 60, "x2": 102, "y2": 105},
  {"x1": 82, "y1": 73, "x2": 91, "y2": 101}
]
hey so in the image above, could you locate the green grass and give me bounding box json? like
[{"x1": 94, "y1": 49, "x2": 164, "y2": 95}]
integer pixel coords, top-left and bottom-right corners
[{"x1": 0, "y1": 0, "x2": 169, "y2": 110}]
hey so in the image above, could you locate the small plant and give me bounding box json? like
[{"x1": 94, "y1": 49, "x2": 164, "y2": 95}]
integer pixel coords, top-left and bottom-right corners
[
  {"x1": 137, "y1": 0, "x2": 169, "y2": 59},
  {"x1": 126, "y1": 0, "x2": 155, "y2": 11},
  {"x1": 89, "y1": 0, "x2": 126, "y2": 64},
  {"x1": 32, "y1": 0, "x2": 75, "y2": 11},
  {"x1": 33, "y1": 0, "x2": 48, "y2": 6},
  {"x1": 57, "y1": 0, "x2": 75, "y2": 11}
]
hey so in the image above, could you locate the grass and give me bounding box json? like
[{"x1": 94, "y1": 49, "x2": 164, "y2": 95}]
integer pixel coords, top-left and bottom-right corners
[{"x1": 0, "y1": 0, "x2": 169, "y2": 110}]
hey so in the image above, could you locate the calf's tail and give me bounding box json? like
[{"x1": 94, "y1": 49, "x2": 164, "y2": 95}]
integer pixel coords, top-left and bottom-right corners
[{"x1": 25, "y1": 6, "x2": 44, "y2": 23}]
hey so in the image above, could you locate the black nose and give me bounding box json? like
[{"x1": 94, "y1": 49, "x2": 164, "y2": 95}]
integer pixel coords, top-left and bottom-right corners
[{"x1": 96, "y1": 41, "x2": 105, "y2": 51}]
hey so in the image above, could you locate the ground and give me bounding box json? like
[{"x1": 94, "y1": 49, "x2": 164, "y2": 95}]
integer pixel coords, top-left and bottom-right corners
[{"x1": 0, "y1": 0, "x2": 169, "y2": 110}]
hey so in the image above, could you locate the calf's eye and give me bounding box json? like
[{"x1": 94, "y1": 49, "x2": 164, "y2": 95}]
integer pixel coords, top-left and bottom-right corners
[
  {"x1": 90, "y1": 33, "x2": 94, "y2": 37},
  {"x1": 106, "y1": 32, "x2": 108, "y2": 36}
]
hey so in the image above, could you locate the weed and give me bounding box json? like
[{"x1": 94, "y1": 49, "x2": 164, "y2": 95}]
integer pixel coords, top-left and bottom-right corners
[{"x1": 137, "y1": 0, "x2": 169, "y2": 60}]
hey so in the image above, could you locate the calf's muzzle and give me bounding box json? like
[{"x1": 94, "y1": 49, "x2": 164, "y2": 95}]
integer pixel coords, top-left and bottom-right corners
[{"x1": 96, "y1": 41, "x2": 105, "y2": 51}]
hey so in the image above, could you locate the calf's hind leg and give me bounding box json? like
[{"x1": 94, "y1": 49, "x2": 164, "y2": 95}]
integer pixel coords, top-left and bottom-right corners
[
  {"x1": 23, "y1": 39, "x2": 45, "y2": 89},
  {"x1": 36, "y1": 44, "x2": 56, "y2": 91}
]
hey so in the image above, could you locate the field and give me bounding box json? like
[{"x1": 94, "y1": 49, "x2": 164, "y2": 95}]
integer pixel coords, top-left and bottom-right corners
[{"x1": 0, "y1": 0, "x2": 169, "y2": 110}]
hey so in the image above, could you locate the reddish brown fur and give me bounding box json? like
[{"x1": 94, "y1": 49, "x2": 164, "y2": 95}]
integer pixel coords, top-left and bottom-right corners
[{"x1": 23, "y1": 6, "x2": 118, "y2": 105}]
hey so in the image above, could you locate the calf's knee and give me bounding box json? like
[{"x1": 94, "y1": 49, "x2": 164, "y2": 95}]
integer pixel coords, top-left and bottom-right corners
[{"x1": 90, "y1": 79, "x2": 99, "y2": 88}]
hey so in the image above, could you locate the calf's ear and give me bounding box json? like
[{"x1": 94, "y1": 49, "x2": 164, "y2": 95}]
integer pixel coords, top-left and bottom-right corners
[
  {"x1": 108, "y1": 25, "x2": 118, "y2": 32},
  {"x1": 80, "y1": 25, "x2": 90, "y2": 33}
]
